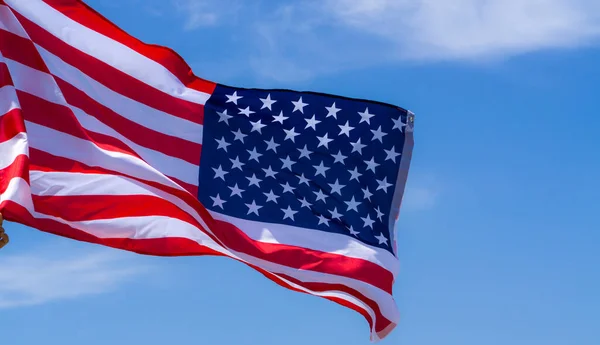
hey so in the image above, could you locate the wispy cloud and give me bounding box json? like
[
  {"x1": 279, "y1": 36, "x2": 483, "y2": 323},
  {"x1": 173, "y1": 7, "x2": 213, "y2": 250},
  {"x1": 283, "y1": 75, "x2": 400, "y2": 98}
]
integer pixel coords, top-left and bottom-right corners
[
  {"x1": 174, "y1": 0, "x2": 241, "y2": 31},
  {"x1": 175, "y1": 0, "x2": 600, "y2": 81},
  {"x1": 402, "y1": 186, "x2": 438, "y2": 211},
  {"x1": 0, "y1": 247, "x2": 148, "y2": 308},
  {"x1": 324, "y1": 0, "x2": 600, "y2": 60}
]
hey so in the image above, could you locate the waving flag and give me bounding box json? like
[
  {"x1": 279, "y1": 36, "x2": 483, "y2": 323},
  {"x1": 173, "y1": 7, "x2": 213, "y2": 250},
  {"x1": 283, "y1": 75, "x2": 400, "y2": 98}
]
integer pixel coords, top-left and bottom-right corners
[{"x1": 0, "y1": 0, "x2": 414, "y2": 341}]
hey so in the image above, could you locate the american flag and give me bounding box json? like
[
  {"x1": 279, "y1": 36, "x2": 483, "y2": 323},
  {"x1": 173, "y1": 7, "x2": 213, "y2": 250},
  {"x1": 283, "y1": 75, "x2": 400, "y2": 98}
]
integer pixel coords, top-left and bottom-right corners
[{"x1": 0, "y1": 0, "x2": 414, "y2": 341}]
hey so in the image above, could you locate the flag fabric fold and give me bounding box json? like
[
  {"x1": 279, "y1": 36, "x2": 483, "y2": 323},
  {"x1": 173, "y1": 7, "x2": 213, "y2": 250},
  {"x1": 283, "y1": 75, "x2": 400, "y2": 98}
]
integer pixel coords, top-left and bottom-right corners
[{"x1": 0, "y1": 0, "x2": 414, "y2": 341}]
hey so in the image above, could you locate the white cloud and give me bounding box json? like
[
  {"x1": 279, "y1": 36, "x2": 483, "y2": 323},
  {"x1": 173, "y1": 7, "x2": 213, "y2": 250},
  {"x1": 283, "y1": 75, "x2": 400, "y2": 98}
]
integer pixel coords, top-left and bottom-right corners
[
  {"x1": 402, "y1": 186, "x2": 438, "y2": 211},
  {"x1": 0, "y1": 248, "x2": 148, "y2": 308},
  {"x1": 325, "y1": 0, "x2": 600, "y2": 60},
  {"x1": 174, "y1": 0, "x2": 241, "y2": 31},
  {"x1": 176, "y1": 0, "x2": 600, "y2": 81}
]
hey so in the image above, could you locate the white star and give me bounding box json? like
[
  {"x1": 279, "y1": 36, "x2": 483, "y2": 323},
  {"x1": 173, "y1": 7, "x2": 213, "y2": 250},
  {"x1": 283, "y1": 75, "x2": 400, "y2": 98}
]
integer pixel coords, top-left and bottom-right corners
[
  {"x1": 328, "y1": 179, "x2": 345, "y2": 196},
  {"x1": 215, "y1": 137, "x2": 231, "y2": 152},
  {"x1": 316, "y1": 133, "x2": 333, "y2": 149},
  {"x1": 375, "y1": 206, "x2": 384, "y2": 221},
  {"x1": 376, "y1": 177, "x2": 393, "y2": 192},
  {"x1": 283, "y1": 127, "x2": 300, "y2": 142},
  {"x1": 232, "y1": 129, "x2": 247, "y2": 143},
  {"x1": 299, "y1": 197, "x2": 312, "y2": 209},
  {"x1": 217, "y1": 109, "x2": 232, "y2": 125},
  {"x1": 348, "y1": 167, "x2": 362, "y2": 182},
  {"x1": 272, "y1": 111, "x2": 288, "y2": 124},
  {"x1": 345, "y1": 196, "x2": 360, "y2": 212},
  {"x1": 210, "y1": 194, "x2": 226, "y2": 209},
  {"x1": 370, "y1": 125, "x2": 387, "y2": 143},
  {"x1": 361, "y1": 214, "x2": 375, "y2": 229},
  {"x1": 358, "y1": 108, "x2": 375, "y2": 124},
  {"x1": 392, "y1": 116, "x2": 406, "y2": 132},
  {"x1": 292, "y1": 97, "x2": 308, "y2": 113},
  {"x1": 317, "y1": 214, "x2": 330, "y2": 226},
  {"x1": 313, "y1": 161, "x2": 330, "y2": 178},
  {"x1": 263, "y1": 190, "x2": 280, "y2": 203},
  {"x1": 260, "y1": 94, "x2": 277, "y2": 110},
  {"x1": 338, "y1": 121, "x2": 354, "y2": 137},
  {"x1": 247, "y1": 147, "x2": 262, "y2": 162},
  {"x1": 385, "y1": 146, "x2": 401, "y2": 162},
  {"x1": 264, "y1": 137, "x2": 280, "y2": 153},
  {"x1": 348, "y1": 226, "x2": 360, "y2": 237},
  {"x1": 304, "y1": 114, "x2": 321, "y2": 130},
  {"x1": 229, "y1": 183, "x2": 244, "y2": 198},
  {"x1": 297, "y1": 173, "x2": 310, "y2": 186},
  {"x1": 229, "y1": 156, "x2": 244, "y2": 171},
  {"x1": 297, "y1": 145, "x2": 313, "y2": 160},
  {"x1": 250, "y1": 119, "x2": 267, "y2": 134},
  {"x1": 238, "y1": 106, "x2": 254, "y2": 117},
  {"x1": 326, "y1": 102, "x2": 341, "y2": 119},
  {"x1": 362, "y1": 186, "x2": 373, "y2": 201},
  {"x1": 350, "y1": 138, "x2": 366, "y2": 154},
  {"x1": 375, "y1": 233, "x2": 388, "y2": 245},
  {"x1": 262, "y1": 166, "x2": 277, "y2": 179},
  {"x1": 313, "y1": 189, "x2": 328, "y2": 203},
  {"x1": 281, "y1": 206, "x2": 298, "y2": 221},
  {"x1": 332, "y1": 150, "x2": 347, "y2": 164},
  {"x1": 281, "y1": 182, "x2": 295, "y2": 194},
  {"x1": 245, "y1": 200, "x2": 262, "y2": 216},
  {"x1": 226, "y1": 91, "x2": 242, "y2": 105},
  {"x1": 364, "y1": 157, "x2": 380, "y2": 173},
  {"x1": 246, "y1": 173, "x2": 262, "y2": 187},
  {"x1": 280, "y1": 156, "x2": 296, "y2": 171},
  {"x1": 212, "y1": 165, "x2": 228, "y2": 180},
  {"x1": 329, "y1": 207, "x2": 342, "y2": 220}
]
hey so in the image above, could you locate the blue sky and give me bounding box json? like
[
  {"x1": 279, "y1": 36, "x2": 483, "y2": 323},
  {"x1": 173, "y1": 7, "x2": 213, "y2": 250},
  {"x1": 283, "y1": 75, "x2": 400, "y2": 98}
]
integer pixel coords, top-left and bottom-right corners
[{"x1": 1, "y1": 0, "x2": 599, "y2": 344}]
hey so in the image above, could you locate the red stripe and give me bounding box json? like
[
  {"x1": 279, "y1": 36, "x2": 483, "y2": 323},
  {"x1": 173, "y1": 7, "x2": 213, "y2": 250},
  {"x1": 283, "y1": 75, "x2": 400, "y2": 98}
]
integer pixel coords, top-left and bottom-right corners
[
  {"x1": 40, "y1": 0, "x2": 216, "y2": 95},
  {"x1": 29, "y1": 188, "x2": 393, "y2": 293},
  {"x1": 211, "y1": 218, "x2": 394, "y2": 294},
  {"x1": 28, "y1": 150, "x2": 392, "y2": 293},
  {"x1": 32, "y1": 194, "x2": 199, "y2": 223},
  {"x1": 0, "y1": 199, "x2": 388, "y2": 336},
  {"x1": 275, "y1": 273, "x2": 394, "y2": 333},
  {"x1": 0, "y1": 29, "x2": 50, "y2": 74},
  {"x1": 0, "y1": 28, "x2": 202, "y2": 165},
  {"x1": 20, "y1": 93, "x2": 200, "y2": 195},
  {"x1": 237, "y1": 263, "x2": 394, "y2": 335},
  {"x1": 0, "y1": 108, "x2": 26, "y2": 143},
  {"x1": 55, "y1": 78, "x2": 202, "y2": 165},
  {"x1": 11, "y1": 11, "x2": 206, "y2": 124},
  {"x1": 30, "y1": 148, "x2": 204, "y2": 219},
  {"x1": 0, "y1": 62, "x2": 15, "y2": 86},
  {"x1": 0, "y1": 155, "x2": 29, "y2": 193},
  {"x1": 18, "y1": 90, "x2": 144, "y2": 160},
  {"x1": 0, "y1": 200, "x2": 222, "y2": 257}
]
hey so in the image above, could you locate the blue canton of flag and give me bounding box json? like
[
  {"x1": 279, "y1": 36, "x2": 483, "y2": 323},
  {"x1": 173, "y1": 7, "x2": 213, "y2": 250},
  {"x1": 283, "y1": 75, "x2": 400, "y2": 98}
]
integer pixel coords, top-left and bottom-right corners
[{"x1": 199, "y1": 85, "x2": 414, "y2": 255}]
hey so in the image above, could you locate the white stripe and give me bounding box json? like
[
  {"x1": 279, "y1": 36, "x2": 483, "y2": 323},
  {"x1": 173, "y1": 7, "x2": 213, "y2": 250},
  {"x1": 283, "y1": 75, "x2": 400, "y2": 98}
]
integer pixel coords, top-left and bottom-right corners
[
  {"x1": 0, "y1": 5, "x2": 27, "y2": 39},
  {"x1": 209, "y1": 211, "x2": 399, "y2": 276},
  {"x1": 26, "y1": 209, "x2": 398, "y2": 324},
  {"x1": 4, "y1": 0, "x2": 211, "y2": 105},
  {"x1": 3, "y1": 57, "x2": 65, "y2": 105},
  {"x1": 5, "y1": 46, "x2": 203, "y2": 145},
  {"x1": 0, "y1": 132, "x2": 27, "y2": 170},
  {"x1": 251, "y1": 271, "x2": 381, "y2": 338},
  {"x1": 69, "y1": 105, "x2": 199, "y2": 186},
  {"x1": 0, "y1": 85, "x2": 19, "y2": 116},
  {"x1": 0, "y1": 177, "x2": 34, "y2": 213},
  {"x1": 25, "y1": 122, "x2": 191, "y2": 192},
  {"x1": 4, "y1": 58, "x2": 199, "y2": 185},
  {"x1": 28, "y1": 170, "x2": 398, "y2": 322},
  {"x1": 29, "y1": 171, "x2": 396, "y2": 276}
]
